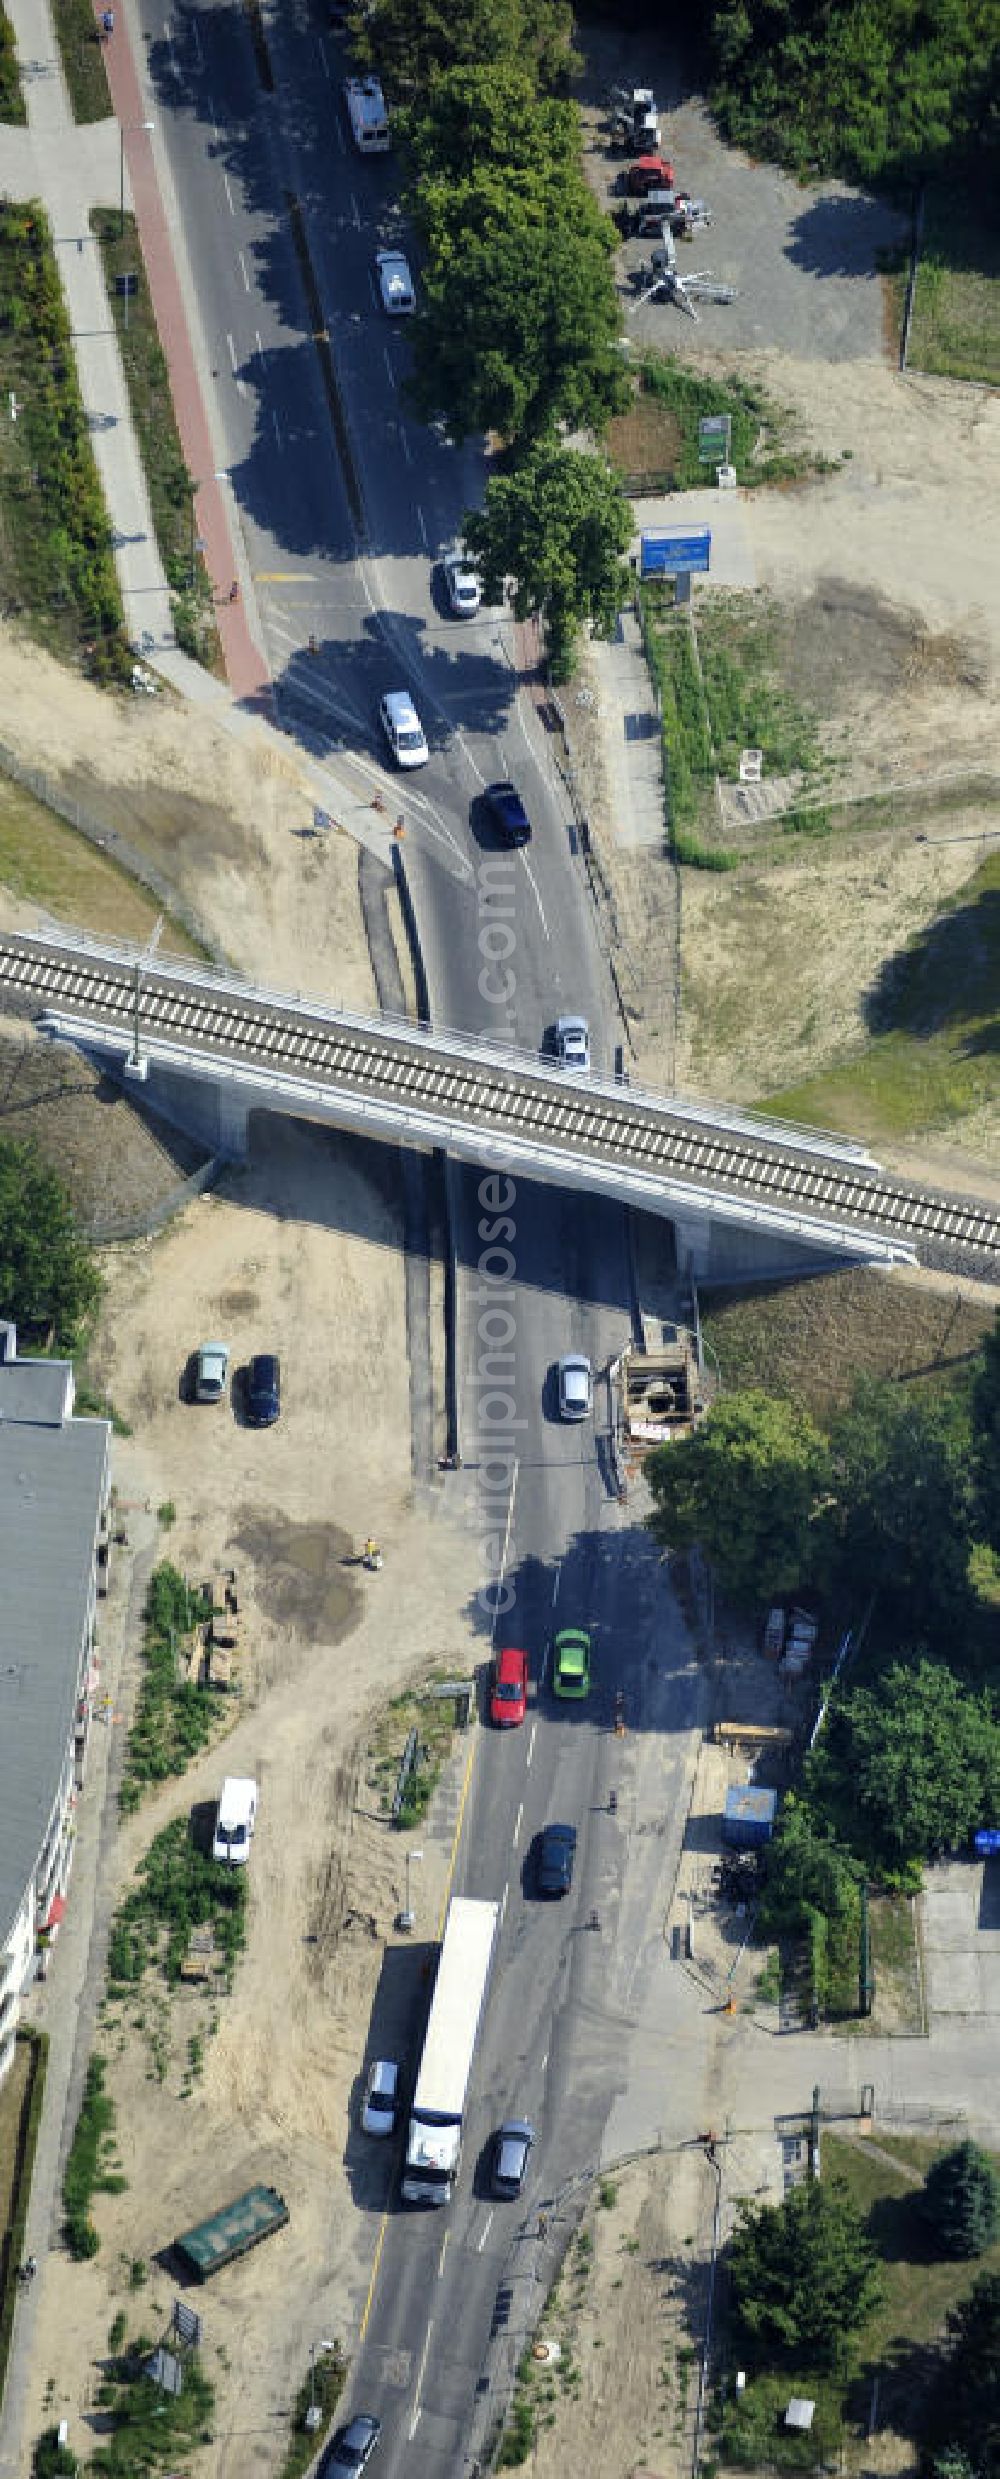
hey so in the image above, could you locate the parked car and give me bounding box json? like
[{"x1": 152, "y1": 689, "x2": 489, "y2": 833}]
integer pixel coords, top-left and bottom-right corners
[
  {"x1": 362, "y1": 2058, "x2": 399, "y2": 2137},
  {"x1": 557, "y1": 1353, "x2": 593, "y2": 1421},
  {"x1": 379, "y1": 688, "x2": 429, "y2": 768},
  {"x1": 491, "y1": 1644, "x2": 529, "y2": 1728},
  {"x1": 485, "y1": 780, "x2": 531, "y2": 846},
  {"x1": 194, "y1": 1341, "x2": 229, "y2": 1403},
  {"x1": 555, "y1": 1015, "x2": 590, "y2": 1071},
  {"x1": 247, "y1": 1352, "x2": 280, "y2": 1426},
  {"x1": 625, "y1": 153, "x2": 676, "y2": 196},
  {"x1": 491, "y1": 2119, "x2": 535, "y2": 2199},
  {"x1": 553, "y1": 1628, "x2": 591, "y2": 1700},
  {"x1": 537, "y1": 1822, "x2": 577, "y2": 1897},
  {"x1": 376, "y1": 248, "x2": 415, "y2": 314},
  {"x1": 442, "y1": 547, "x2": 481, "y2": 616},
  {"x1": 322, "y1": 2415, "x2": 382, "y2": 2479}
]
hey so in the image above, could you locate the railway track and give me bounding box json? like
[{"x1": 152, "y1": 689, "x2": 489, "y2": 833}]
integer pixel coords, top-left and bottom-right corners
[{"x1": 2, "y1": 929, "x2": 998, "y2": 1277}]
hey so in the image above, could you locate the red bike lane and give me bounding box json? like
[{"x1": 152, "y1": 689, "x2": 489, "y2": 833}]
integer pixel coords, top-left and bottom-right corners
[{"x1": 95, "y1": 5, "x2": 271, "y2": 704}]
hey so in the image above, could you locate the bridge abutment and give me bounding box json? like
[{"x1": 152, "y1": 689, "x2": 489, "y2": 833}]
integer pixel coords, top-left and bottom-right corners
[
  {"x1": 671, "y1": 1211, "x2": 851, "y2": 1287},
  {"x1": 116, "y1": 1057, "x2": 252, "y2": 1160}
]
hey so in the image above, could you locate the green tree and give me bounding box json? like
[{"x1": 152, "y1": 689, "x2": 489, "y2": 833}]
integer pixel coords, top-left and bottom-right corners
[
  {"x1": 824, "y1": 1379, "x2": 977, "y2": 1642},
  {"x1": 646, "y1": 1387, "x2": 829, "y2": 1605},
  {"x1": 923, "y1": 2142, "x2": 1000, "y2": 2260},
  {"x1": 463, "y1": 441, "x2": 632, "y2": 680},
  {"x1": 707, "y1": 0, "x2": 1000, "y2": 186},
  {"x1": 0, "y1": 1136, "x2": 102, "y2": 1345},
  {"x1": 729, "y1": 2176, "x2": 883, "y2": 2374},
  {"x1": 352, "y1": 0, "x2": 578, "y2": 99},
  {"x1": 807, "y1": 1659, "x2": 1000, "y2": 1872},
  {"x1": 974, "y1": 1312, "x2": 1000, "y2": 1555},
  {"x1": 926, "y1": 2271, "x2": 1000, "y2": 2474},
  {"x1": 756, "y1": 1795, "x2": 862, "y2": 1941},
  {"x1": 407, "y1": 171, "x2": 627, "y2": 446}
]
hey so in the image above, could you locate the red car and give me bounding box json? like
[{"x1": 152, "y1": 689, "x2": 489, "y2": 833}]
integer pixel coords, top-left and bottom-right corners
[
  {"x1": 626, "y1": 154, "x2": 676, "y2": 197},
  {"x1": 491, "y1": 1645, "x2": 528, "y2": 1728}
]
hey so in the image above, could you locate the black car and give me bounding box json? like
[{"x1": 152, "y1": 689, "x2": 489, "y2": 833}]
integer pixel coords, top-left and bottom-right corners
[
  {"x1": 247, "y1": 1352, "x2": 281, "y2": 1427},
  {"x1": 537, "y1": 1822, "x2": 577, "y2": 1897},
  {"x1": 322, "y1": 2415, "x2": 381, "y2": 2479},
  {"x1": 485, "y1": 780, "x2": 531, "y2": 847}
]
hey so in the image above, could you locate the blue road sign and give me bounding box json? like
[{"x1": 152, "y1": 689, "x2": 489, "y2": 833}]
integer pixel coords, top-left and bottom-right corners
[
  {"x1": 974, "y1": 1829, "x2": 1000, "y2": 1855},
  {"x1": 640, "y1": 529, "x2": 711, "y2": 577}
]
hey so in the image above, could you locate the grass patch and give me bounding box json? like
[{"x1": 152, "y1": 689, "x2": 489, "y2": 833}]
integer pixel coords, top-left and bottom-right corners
[
  {"x1": 823, "y1": 2131, "x2": 1000, "y2": 2440},
  {"x1": 697, "y1": 595, "x2": 821, "y2": 783},
  {"x1": 868, "y1": 1892, "x2": 924, "y2": 2034},
  {"x1": 92, "y1": 214, "x2": 221, "y2": 670},
  {"x1": 0, "y1": 2031, "x2": 47, "y2": 2399},
  {"x1": 637, "y1": 589, "x2": 713, "y2": 838},
  {"x1": 364, "y1": 1673, "x2": 473, "y2": 1831},
  {"x1": 0, "y1": 8, "x2": 24, "y2": 123},
  {"x1": 51, "y1": 0, "x2": 112, "y2": 124},
  {"x1": 120, "y1": 1564, "x2": 225, "y2": 1814},
  {"x1": 62, "y1": 2054, "x2": 124, "y2": 2259},
  {"x1": 0, "y1": 769, "x2": 199, "y2": 947},
  {"x1": 766, "y1": 849, "x2": 1000, "y2": 1145},
  {"x1": 607, "y1": 355, "x2": 819, "y2": 494},
  {"x1": 0, "y1": 202, "x2": 127, "y2": 677},
  {"x1": 107, "y1": 1814, "x2": 247, "y2": 1996},
  {"x1": 906, "y1": 183, "x2": 1000, "y2": 387},
  {"x1": 87, "y1": 2338, "x2": 214, "y2": 2475},
  {"x1": 701, "y1": 1268, "x2": 995, "y2": 1425},
  {"x1": 278, "y1": 2347, "x2": 348, "y2": 2479},
  {"x1": 714, "y1": 2367, "x2": 844, "y2": 2468}
]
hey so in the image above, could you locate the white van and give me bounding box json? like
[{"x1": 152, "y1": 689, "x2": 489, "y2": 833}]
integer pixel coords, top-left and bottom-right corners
[
  {"x1": 213, "y1": 1777, "x2": 258, "y2": 1866},
  {"x1": 344, "y1": 75, "x2": 390, "y2": 153}
]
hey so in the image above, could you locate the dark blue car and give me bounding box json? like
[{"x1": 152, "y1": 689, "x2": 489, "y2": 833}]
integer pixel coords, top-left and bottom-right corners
[
  {"x1": 247, "y1": 1353, "x2": 281, "y2": 1427},
  {"x1": 537, "y1": 1822, "x2": 577, "y2": 1897},
  {"x1": 486, "y1": 781, "x2": 531, "y2": 847}
]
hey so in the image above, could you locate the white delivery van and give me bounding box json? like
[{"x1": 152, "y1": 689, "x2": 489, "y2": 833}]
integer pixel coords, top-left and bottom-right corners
[
  {"x1": 213, "y1": 1777, "x2": 258, "y2": 1866},
  {"x1": 344, "y1": 75, "x2": 390, "y2": 153}
]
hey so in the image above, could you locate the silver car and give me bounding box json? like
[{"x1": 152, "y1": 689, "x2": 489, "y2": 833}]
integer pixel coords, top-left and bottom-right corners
[
  {"x1": 558, "y1": 1353, "x2": 593, "y2": 1421},
  {"x1": 362, "y1": 2058, "x2": 399, "y2": 2137},
  {"x1": 322, "y1": 2415, "x2": 381, "y2": 2479},
  {"x1": 491, "y1": 2120, "x2": 535, "y2": 2199},
  {"x1": 194, "y1": 1341, "x2": 229, "y2": 1403}
]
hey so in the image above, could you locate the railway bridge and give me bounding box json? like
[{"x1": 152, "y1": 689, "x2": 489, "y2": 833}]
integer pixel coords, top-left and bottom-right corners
[{"x1": 2, "y1": 926, "x2": 997, "y2": 1284}]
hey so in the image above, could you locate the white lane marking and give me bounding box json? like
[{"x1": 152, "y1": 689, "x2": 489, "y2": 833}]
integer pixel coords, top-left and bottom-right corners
[
  {"x1": 540, "y1": 2051, "x2": 548, "y2": 2073},
  {"x1": 238, "y1": 251, "x2": 250, "y2": 291},
  {"x1": 521, "y1": 850, "x2": 549, "y2": 937},
  {"x1": 319, "y1": 33, "x2": 331, "y2": 80},
  {"x1": 513, "y1": 1801, "x2": 523, "y2": 1850},
  {"x1": 438, "y1": 2231, "x2": 449, "y2": 2278},
  {"x1": 454, "y1": 727, "x2": 487, "y2": 790},
  {"x1": 500, "y1": 1882, "x2": 509, "y2": 1925},
  {"x1": 190, "y1": 15, "x2": 203, "y2": 64},
  {"x1": 223, "y1": 170, "x2": 235, "y2": 216},
  {"x1": 383, "y1": 345, "x2": 396, "y2": 390},
  {"x1": 399, "y1": 424, "x2": 412, "y2": 466},
  {"x1": 272, "y1": 408, "x2": 282, "y2": 448},
  {"x1": 477, "y1": 2209, "x2": 494, "y2": 2253},
  {"x1": 351, "y1": 190, "x2": 361, "y2": 229},
  {"x1": 552, "y1": 1563, "x2": 561, "y2": 1606},
  {"x1": 227, "y1": 332, "x2": 237, "y2": 372},
  {"x1": 490, "y1": 1460, "x2": 519, "y2": 1649},
  {"x1": 255, "y1": 328, "x2": 263, "y2": 357},
  {"x1": 527, "y1": 1722, "x2": 537, "y2": 1769},
  {"x1": 335, "y1": 109, "x2": 347, "y2": 152},
  {"x1": 416, "y1": 502, "x2": 428, "y2": 549},
  {"x1": 409, "y1": 2320, "x2": 434, "y2": 2439}
]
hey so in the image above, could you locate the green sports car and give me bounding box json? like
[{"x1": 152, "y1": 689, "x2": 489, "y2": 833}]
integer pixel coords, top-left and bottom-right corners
[{"x1": 553, "y1": 1628, "x2": 592, "y2": 1699}]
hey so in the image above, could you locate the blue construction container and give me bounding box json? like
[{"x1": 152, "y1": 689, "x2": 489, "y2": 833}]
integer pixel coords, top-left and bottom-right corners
[{"x1": 723, "y1": 1786, "x2": 778, "y2": 1849}]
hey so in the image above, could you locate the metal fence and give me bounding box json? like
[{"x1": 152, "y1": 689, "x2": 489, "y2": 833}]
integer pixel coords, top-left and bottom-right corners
[
  {"x1": 84, "y1": 1153, "x2": 222, "y2": 1244},
  {"x1": 0, "y1": 737, "x2": 224, "y2": 968}
]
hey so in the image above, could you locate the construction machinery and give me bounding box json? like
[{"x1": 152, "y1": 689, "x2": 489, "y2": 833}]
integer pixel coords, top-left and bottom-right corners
[{"x1": 629, "y1": 233, "x2": 736, "y2": 323}]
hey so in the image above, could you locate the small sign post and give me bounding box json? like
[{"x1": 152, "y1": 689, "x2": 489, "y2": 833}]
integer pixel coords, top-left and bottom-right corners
[{"x1": 698, "y1": 412, "x2": 732, "y2": 468}]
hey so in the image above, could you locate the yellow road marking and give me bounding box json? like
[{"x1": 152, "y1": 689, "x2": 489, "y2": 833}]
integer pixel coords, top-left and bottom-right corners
[
  {"x1": 437, "y1": 1727, "x2": 478, "y2": 1937},
  {"x1": 358, "y1": 2210, "x2": 389, "y2": 2343},
  {"x1": 253, "y1": 571, "x2": 319, "y2": 584}
]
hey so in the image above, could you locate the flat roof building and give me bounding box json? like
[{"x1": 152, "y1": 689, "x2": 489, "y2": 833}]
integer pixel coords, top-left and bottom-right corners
[{"x1": 0, "y1": 1321, "x2": 111, "y2": 2083}]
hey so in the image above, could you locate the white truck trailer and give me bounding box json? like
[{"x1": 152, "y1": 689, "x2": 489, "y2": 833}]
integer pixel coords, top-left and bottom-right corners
[
  {"x1": 212, "y1": 1777, "x2": 258, "y2": 1866},
  {"x1": 401, "y1": 1895, "x2": 499, "y2": 2206},
  {"x1": 344, "y1": 74, "x2": 390, "y2": 153}
]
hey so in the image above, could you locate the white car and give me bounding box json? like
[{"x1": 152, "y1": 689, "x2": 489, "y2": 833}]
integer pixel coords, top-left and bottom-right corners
[
  {"x1": 379, "y1": 688, "x2": 429, "y2": 768},
  {"x1": 555, "y1": 1015, "x2": 590, "y2": 1072},
  {"x1": 362, "y1": 2058, "x2": 399, "y2": 2136},
  {"x1": 376, "y1": 248, "x2": 415, "y2": 315},
  {"x1": 442, "y1": 548, "x2": 481, "y2": 617}
]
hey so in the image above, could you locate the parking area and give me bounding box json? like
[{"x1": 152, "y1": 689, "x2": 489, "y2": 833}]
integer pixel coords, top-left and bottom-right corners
[
  {"x1": 921, "y1": 1858, "x2": 1000, "y2": 2019},
  {"x1": 579, "y1": 26, "x2": 907, "y2": 361}
]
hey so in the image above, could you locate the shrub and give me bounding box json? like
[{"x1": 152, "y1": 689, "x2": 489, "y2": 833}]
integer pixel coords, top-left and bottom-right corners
[{"x1": 923, "y1": 2141, "x2": 1000, "y2": 2259}]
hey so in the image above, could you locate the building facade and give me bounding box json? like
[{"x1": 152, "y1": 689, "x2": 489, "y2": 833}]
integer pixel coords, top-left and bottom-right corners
[{"x1": 0, "y1": 1322, "x2": 111, "y2": 2084}]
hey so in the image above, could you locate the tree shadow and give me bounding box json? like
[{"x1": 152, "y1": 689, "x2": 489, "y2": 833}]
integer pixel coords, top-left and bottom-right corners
[
  {"x1": 863, "y1": 884, "x2": 1000, "y2": 1056},
  {"x1": 786, "y1": 190, "x2": 907, "y2": 282}
]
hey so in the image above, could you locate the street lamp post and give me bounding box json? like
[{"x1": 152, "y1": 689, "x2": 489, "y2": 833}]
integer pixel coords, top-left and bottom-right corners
[
  {"x1": 120, "y1": 119, "x2": 155, "y2": 239},
  {"x1": 399, "y1": 1848, "x2": 423, "y2": 1934}
]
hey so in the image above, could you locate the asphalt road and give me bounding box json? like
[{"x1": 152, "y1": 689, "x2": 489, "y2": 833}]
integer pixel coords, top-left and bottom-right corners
[{"x1": 134, "y1": 9, "x2": 674, "y2": 2472}]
